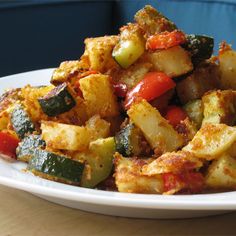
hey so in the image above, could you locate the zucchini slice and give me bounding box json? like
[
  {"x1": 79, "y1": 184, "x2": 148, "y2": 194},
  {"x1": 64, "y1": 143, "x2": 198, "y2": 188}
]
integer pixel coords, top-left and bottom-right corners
[
  {"x1": 38, "y1": 83, "x2": 76, "y2": 117},
  {"x1": 134, "y1": 5, "x2": 177, "y2": 35},
  {"x1": 16, "y1": 135, "x2": 45, "y2": 162},
  {"x1": 112, "y1": 24, "x2": 145, "y2": 69},
  {"x1": 11, "y1": 104, "x2": 36, "y2": 139},
  {"x1": 115, "y1": 124, "x2": 143, "y2": 157},
  {"x1": 28, "y1": 149, "x2": 85, "y2": 185},
  {"x1": 183, "y1": 34, "x2": 214, "y2": 64},
  {"x1": 76, "y1": 137, "x2": 116, "y2": 188}
]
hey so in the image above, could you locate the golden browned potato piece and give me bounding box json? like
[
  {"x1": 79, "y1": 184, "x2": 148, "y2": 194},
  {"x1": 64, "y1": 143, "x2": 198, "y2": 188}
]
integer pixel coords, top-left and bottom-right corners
[
  {"x1": 205, "y1": 154, "x2": 236, "y2": 189},
  {"x1": 51, "y1": 59, "x2": 89, "y2": 85},
  {"x1": 111, "y1": 62, "x2": 152, "y2": 89},
  {"x1": 0, "y1": 88, "x2": 21, "y2": 131},
  {"x1": 127, "y1": 100, "x2": 183, "y2": 154},
  {"x1": 0, "y1": 88, "x2": 21, "y2": 112},
  {"x1": 147, "y1": 46, "x2": 193, "y2": 78},
  {"x1": 80, "y1": 74, "x2": 119, "y2": 118},
  {"x1": 202, "y1": 90, "x2": 236, "y2": 125},
  {"x1": 142, "y1": 151, "x2": 203, "y2": 176},
  {"x1": 183, "y1": 123, "x2": 236, "y2": 160},
  {"x1": 176, "y1": 62, "x2": 220, "y2": 104},
  {"x1": 114, "y1": 152, "x2": 163, "y2": 194},
  {"x1": 41, "y1": 115, "x2": 110, "y2": 151},
  {"x1": 219, "y1": 44, "x2": 236, "y2": 89},
  {"x1": 85, "y1": 35, "x2": 119, "y2": 73}
]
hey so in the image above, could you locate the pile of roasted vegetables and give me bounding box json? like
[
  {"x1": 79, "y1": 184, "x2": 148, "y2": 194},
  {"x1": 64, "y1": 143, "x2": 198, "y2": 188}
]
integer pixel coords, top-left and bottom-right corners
[{"x1": 1, "y1": 5, "x2": 236, "y2": 194}]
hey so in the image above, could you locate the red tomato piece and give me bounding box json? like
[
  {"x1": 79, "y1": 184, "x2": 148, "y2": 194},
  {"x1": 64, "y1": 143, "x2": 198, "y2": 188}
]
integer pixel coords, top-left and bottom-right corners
[
  {"x1": 124, "y1": 72, "x2": 176, "y2": 109},
  {"x1": 0, "y1": 131, "x2": 19, "y2": 159},
  {"x1": 165, "y1": 105, "x2": 187, "y2": 127},
  {"x1": 146, "y1": 30, "x2": 186, "y2": 50}
]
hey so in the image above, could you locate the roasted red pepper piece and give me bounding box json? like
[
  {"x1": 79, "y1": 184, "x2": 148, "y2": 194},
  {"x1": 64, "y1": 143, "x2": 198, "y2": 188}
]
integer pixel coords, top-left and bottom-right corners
[
  {"x1": 0, "y1": 131, "x2": 19, "y2": 160},
  {"x1": 163, "y1": 172, "x2": 204, "y2": 194},
  {"x1": 146, "y1": 30, "x2": 186, "y2": 50},
  {"x1": 124, "y1": 72, "x2": 175, "y2": 109},
  {"x1": 165, "y1": 105, "x2": 187, "y2": 127}
]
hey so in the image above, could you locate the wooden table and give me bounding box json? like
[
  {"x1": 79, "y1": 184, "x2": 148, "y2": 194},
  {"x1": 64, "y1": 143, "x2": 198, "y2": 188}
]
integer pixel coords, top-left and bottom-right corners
[{"x1": 0, "y1": 185, "x2": 235, "y2": 236}]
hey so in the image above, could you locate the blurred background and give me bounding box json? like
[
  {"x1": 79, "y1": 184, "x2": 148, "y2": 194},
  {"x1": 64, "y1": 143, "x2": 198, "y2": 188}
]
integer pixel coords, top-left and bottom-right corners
[{"x1": 0, "y1": 0, "x2": 235, "y2": 77}]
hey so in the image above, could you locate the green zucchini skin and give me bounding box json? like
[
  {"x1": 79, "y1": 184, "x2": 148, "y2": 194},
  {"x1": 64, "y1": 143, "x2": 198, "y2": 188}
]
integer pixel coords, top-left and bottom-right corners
[
  {"x1": 183, "y1": 99, "x2": 203, "y2": 129},
  {"x1": 16, "y1": 135, "x2": 45, "y2": 162},
  {"x1": 38, "y1": 83, "x2": 76, "y2": 117},
  {"x1": 11, "y1": 104, "x2": 36, "y2": 139},
  {"x1": 183, "y1": 34, "x2": 214, "y2": 64},
  {"x1": 28, "y1": 149, "x2": 84, "y2": 185},
  {"x1": 112, "y1": 24, "x2": 145, "y2": 69},
  {"x1": 115, "y1": 124, "x2": 142, "y2": 157}
]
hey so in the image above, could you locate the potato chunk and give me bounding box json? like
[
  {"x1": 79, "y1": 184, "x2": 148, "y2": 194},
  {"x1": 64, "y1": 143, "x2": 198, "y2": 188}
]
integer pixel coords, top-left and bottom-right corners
[
  {"x1": 219, "y1": 48, "x2": 236, "y2": 89},
  {"x1": 0, "y1": 89, "x2": 21, "y2": 131},
  {"x1": 41, "y1": 116, "x2": 110, "y2": 151},
  {"x1": 176, "y1": 62, "x2": 220, "y2": 104},
  {"x1": 183, "y1": 123, "x2": 236, "y2": 160},
  {"x1": 142, "y1": 151, "x2": 203, "y2": 176},
  {"x1": 85, "y1": 35, "x2": 119, "y2": 73},
  {"x1": 114, "y1": 153, "x2": 163, "y2": 193},
  {"x1": 148, "y1": 46, "x2": 193, "y2": 78},
  {"x1": 41, "y1": 121, "x2": 91, "y2": 151},
  {"x1": 112, "y1": 62, "x2": 152, "y2": 89},
  {"x1": 127, "y1": 100, "x2": 183, "y2": 154},
  {"x1": 202, "y1": 90, "x2": 236, "y2": 125},
  {"x1": 85, "y1": 115, "x2": 110, "y2": 141},
  {"x1": 206, "y1": 154, "x2": 236, "y2": 189},
  {"x1": 80, "y1": 74, "x2": 119, "y2": 118},
  {"x1": 51, "y1": 60, "x2": 89, "y2": 85}
]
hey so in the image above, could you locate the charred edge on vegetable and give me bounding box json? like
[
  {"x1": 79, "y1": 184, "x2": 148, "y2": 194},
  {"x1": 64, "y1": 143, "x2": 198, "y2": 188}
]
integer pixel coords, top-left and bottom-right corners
[
  {"x1": 182, "y1": 34, "x2": 214, "y2": 65},
  {"x1": 115, "y1": 124, "x2": 142, "y2": 157},
  {"x1": 38, "y1": 83, "x2": 76, "y2": 117}
]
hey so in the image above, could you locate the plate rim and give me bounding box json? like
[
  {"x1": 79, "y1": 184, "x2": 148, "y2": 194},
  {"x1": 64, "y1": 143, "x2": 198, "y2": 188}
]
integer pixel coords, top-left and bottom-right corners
[{"x1": 0, "y1": 68, "x2": 236, "y2": 212}]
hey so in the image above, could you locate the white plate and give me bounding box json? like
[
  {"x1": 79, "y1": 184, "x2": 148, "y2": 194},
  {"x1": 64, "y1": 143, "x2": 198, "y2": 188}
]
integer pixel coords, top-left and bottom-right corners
[{"x1": 0, "y1": 69, "x2": 235, "y2": 219}]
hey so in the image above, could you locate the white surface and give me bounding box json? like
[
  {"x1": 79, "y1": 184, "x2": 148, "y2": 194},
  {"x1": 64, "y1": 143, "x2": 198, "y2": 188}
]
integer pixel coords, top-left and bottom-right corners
[{"x1": 0, "y1": 69, "x2": 235, "y2": 219}]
